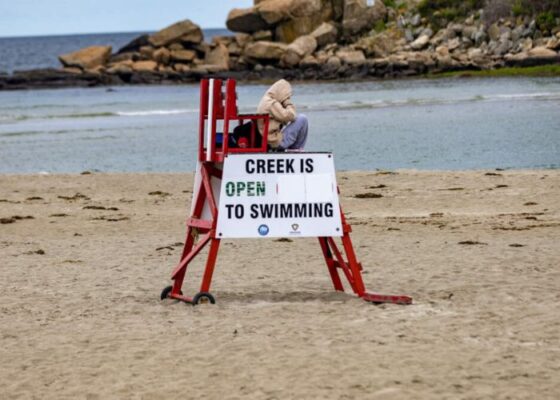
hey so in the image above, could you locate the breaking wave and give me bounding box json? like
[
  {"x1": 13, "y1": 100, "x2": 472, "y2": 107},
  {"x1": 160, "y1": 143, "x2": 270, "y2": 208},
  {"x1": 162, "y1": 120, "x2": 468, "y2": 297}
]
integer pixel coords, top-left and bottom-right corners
[
  {"x1": 0, "y1": 108, "x2": 196, "y2": 123},
  {"x1": 1, "y1": 92, "x2": 558, "y2": 124},
  {"x1": 299, "y1": 91, "x2": 560, "y2": 111},
  {"x1": 115, "y1": 109, "x2": 195, "y2": 116}
]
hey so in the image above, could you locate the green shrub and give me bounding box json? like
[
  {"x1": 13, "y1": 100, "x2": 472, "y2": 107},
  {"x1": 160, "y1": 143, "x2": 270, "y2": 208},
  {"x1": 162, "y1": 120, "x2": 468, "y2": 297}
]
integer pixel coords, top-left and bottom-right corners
[
  {"x1": 440, "y1": 7, "x2": 459, "y2": 20},
  {"x1": 511, "y1": 0, "x2": 527, "y2": 16},
  {"x1": 383, "y1": 0, "x2": 397, "y2": 8},
  {"x1": 397, "y1": 1, "x2": 408, "y2": 12},
  {"x1": 508, "y1": 0, "x2": 560, "y2": 17},
  {"x1": 374, "y1": 20, "x2": 387, "y2": 32},
  {"x1": 417, "y1": 0, "x2": 484, "y2": 28},
  {"x1": 536, "y1": 11, "x2": 556, "y2": 31},
  {"x1": 418, "y1": 0, "x2": 485, "y2": 18}
]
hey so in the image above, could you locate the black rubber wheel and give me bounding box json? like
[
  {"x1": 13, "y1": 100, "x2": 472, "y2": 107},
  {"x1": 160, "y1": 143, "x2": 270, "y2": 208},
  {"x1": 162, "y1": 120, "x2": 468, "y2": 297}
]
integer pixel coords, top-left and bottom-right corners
[
  {"x1": 160, "y1": 285, "x2": 184, "y2": 300},
  {"x1": 192, "y1": 292, "x2": 216, "y2": 305},
  {"x1": 160, "y1": 286, "x2": 173, "y2": 300}
]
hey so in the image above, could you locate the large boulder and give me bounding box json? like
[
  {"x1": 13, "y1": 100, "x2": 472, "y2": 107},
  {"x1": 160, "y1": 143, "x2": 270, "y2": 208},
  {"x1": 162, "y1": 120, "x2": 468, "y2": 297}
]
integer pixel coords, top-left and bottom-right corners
[
  {"x1": 274, "y1": 0, "x2": 335, "y2": 43},
  {"x1": 336, "y1": 48, "x2": 366, "y2": 65},
  {"x1": 132, "y1": 60, "x2": 158, "y2": 72},
  {"x1": 342, "y1": 0, "x2": 387, "y2": 37},
  {"x1": 244, "y1": 41, "x2": 288, "y2": 60},
  {"x1": 487, "y1": 23, "x2": 501, "y2": 42},
  {"x1": 226, "y1": 7, "x2": 270, "y2": 33},
  {"x1": 117, "y1": 34, "x2": 150, "y2": 54},
  {"x1": 204, "y1": 43, "x2": 230, "y2": 71},
  {"x1": 546, "y1": 37, "x2": 560, "y2": 51},
  {"x1": 529, "y1": 46, "x2": 558, "y2": 58},
  {"x1": 406, "y1": 51, "x2": 436, "y2": 71},
  {"x1": 106, "y1": 61, "x2": 133, "y2": 75},
  {"x1": 256, "y1": 0, "x2": 293, "y2": 25},
  {"x1": 290, "y1": 0, "x2": 327, "y2": 17},
  {"x1": 149, "y1": 20, "x2": 203, "y2": 47},
  {"x1": 253, "y1": 30, "x2": 273, "y2": 41},
  {"x1": 410, "y1": 34, "x2": 430, "y2": 51},
  {"x1": 323, "y1": 55, "x2": 342, "y2": 73},
  {"x1": 310, "y1": 22, "x2": 338, "y2": 47},
  {"x1": 153, "y1": 48, "x2": 171, "y2": 65},
  {"x1": 139, "y1": 46, "x2": 155, "y2": 60},
  {"x1": 282, "y1": 35, "x2": 318, "y2": 66},
  {"x1": 170, "y1": 49, "x2": 197, "y2": 63},
  {"x1": 59, "y1": 46, "x2": 112, "y2": 70},
  {"x1": 355, "y1": 28, "x2": 403, "y2": 57}
]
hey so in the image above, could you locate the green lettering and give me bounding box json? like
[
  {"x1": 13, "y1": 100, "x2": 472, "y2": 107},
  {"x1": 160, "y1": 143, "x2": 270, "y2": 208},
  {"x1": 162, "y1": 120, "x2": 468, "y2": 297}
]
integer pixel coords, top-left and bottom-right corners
[
  {"x1": 225, "y1": 182, "x2": 235, "y2": 197},
  {"x1": 236, "y1": 181, "x2": 246, "y2": 196},
  {"x1": 256, "y1": 181, "x2": 266, "y2": 196},
  {"x1": 247, "y1": 181, "x2": 255, "y2": 196}
]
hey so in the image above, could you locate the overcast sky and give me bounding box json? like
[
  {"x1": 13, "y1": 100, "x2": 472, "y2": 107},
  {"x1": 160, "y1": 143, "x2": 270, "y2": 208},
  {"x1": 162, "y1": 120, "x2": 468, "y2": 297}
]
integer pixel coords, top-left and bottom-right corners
[{"x1": 0, "y1": 0, "x2": 253, "y2": 37}]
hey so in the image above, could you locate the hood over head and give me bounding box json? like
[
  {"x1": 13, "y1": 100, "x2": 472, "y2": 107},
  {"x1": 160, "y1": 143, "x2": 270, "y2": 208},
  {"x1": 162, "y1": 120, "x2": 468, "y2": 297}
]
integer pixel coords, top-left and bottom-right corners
[{"x1": 266, "y1": 79, "x2": 292, "y2": 103}]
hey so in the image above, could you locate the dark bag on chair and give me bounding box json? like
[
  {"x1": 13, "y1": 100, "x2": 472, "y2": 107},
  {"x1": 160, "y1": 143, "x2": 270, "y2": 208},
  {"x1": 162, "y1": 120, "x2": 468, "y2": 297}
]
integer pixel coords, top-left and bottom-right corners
[{"x1": 230, "y1": 121, "x2": 262, "y2": 148}]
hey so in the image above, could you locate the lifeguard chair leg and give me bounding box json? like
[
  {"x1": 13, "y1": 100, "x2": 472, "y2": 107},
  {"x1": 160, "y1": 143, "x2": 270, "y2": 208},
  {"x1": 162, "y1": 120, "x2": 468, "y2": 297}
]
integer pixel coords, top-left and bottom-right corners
[
  {"x1": 340, "y1": 233, "x2": 366, "y2": 296},
  {"x1": 326, "y1": 237, "x2": 357, "y2": 291},
  {"x1": 319, "y1": 233, "x2": 413, "y2": 305},
  {"x1": 170, "y1": 226, "x2": 196, "y2": 296},
  {"x1": 318, "y1": 237, "x2": 344, "y2": 291},
  {"x1": 199, "y1": 238, "x2": 221, "y2": 293}
]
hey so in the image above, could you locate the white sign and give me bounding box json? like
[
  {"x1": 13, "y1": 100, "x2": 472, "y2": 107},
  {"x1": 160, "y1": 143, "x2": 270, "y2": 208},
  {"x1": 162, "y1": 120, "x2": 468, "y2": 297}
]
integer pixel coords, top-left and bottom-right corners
[{"x1": 216, "y1": 153, "x2": 343, "y2": 238}]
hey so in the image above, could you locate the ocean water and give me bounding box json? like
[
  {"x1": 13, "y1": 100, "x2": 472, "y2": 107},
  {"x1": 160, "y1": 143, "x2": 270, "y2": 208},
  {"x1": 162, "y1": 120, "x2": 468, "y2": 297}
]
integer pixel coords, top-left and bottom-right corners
[
  {"x1": 0, "y1": 29, "x2": 231, "y2": 74},
  {"x1": 1, "y1": 77, "x2": 559, "y2": 173}
]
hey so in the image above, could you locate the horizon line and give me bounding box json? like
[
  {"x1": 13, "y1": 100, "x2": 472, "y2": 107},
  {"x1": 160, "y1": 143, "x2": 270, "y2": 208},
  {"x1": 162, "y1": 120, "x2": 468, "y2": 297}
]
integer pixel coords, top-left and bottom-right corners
[{"x1": 0, "y1": 27, "x2": 230, "y2": 40}]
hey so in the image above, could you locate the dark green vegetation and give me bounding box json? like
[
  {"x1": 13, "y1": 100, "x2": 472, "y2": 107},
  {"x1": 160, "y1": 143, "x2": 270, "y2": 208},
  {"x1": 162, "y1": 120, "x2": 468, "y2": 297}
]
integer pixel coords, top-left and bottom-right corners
[
  {"x1": 431, "y1": 64, "x2": 560, "y2": 78},
  {"x1": 418, "y1": 0, "x2": 485, "y2": 27},
  {"x1": 501, "y1": 1, "x2": 560, "y2": 31},
  {"x1": 418, "y1": 0, "x2": 560, "y2": 31}
]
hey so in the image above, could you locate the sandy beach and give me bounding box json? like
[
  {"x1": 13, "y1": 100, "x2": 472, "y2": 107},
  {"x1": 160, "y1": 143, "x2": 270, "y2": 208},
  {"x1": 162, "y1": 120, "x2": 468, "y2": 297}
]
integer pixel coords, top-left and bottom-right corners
[{"x1": 1, "y1": 169, "x2": 559, "y2": 399}]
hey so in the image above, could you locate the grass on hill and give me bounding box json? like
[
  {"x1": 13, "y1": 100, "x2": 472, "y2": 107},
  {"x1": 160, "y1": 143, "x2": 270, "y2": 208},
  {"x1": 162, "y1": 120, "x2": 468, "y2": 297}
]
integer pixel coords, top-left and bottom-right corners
[{"x1": 429, "y1": 64, "x2": 560, "y2": 78}]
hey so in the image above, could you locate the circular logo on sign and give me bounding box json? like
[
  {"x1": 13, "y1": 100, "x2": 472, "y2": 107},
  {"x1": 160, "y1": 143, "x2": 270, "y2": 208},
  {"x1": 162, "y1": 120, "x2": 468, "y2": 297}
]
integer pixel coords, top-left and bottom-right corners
[{"x1": 258, "y1": 224, "x2": 269, "y2": 236}]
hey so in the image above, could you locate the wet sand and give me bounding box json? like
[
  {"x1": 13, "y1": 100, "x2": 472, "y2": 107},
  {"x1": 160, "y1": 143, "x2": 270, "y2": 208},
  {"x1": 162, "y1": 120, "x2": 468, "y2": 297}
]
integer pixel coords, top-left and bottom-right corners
[{"x1": 1, "y1": 170, "x2": 559, "y2": 399}]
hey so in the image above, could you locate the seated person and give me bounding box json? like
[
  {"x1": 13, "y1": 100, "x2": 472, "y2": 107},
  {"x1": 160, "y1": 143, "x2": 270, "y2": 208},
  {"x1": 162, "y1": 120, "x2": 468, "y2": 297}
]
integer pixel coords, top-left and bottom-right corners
[{"x1": 257, "y1": 79, "x2": 308, "y2": 151}]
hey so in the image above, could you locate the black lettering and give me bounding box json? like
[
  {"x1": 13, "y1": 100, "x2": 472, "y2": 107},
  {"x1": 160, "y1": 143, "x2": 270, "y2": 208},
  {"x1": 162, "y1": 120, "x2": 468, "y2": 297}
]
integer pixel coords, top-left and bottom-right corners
[
  {"x1": 280, "y1": 204, "x2": 293, "y2": 218},
  {"x1": 294, "y1": 203, "x2": 307, "y2": 218},
  {"x1": 305, "y1": 159, "x2": 314, "y2": 173},
  {"x1": 277, "y1": 159, "x2": 285, "y2": 173},
  {"x1": 225, "y1": 204, "x2": 234, "y2": 219},
  {"x1": 256, "y1": 159, "x2": 265, "y2": 173},
  {"x1": 325, "y1": 203, "x2": 333, "y2": 218},
  {"x1": 234, "y1": 204, "x2": 244, "y2": 219},
  {"x1": 246, "y1": 159, "x2": 255, "y2": 174},
  {"x1": 250, "y1": 204, "x2": 258, "y2": 218},
  {"x1": 260, "y1": 204, "x2": 274, "y2": 218},
  {"x1": 314, "y1": 203, "x2": 323, "y2": 217},
  {"x1": 286, "y1": 159, "x2": 295, "y2": 173},
  {"x1": 267, "y1": 158, "x2": 275, "y2": 173}
]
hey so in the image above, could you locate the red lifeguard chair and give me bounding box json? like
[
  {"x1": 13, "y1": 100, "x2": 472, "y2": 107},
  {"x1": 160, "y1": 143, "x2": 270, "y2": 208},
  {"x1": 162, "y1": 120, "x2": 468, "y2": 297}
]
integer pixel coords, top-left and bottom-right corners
[{"x1": 161, "y1": 78, "x2": 412, "y2": 306}]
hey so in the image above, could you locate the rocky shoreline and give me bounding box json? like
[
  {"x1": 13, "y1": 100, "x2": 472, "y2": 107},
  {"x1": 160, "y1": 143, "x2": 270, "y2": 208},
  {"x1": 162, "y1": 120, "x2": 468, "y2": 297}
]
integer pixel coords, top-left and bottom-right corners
[{"x1": 1, "y1": 0, "x2": 559, "y2": 90}]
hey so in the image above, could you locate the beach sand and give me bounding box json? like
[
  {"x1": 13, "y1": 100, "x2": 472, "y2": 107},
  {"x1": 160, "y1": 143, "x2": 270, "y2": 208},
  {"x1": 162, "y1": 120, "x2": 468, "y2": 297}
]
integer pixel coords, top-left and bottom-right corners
[{"x1": 1, "y1": 170, "x2": 559, "y2": 399}]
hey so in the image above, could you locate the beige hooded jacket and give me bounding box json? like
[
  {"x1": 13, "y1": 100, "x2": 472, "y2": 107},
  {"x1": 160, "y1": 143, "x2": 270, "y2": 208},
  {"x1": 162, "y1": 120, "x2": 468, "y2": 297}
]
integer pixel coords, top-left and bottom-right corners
[{"x1": 256, "y1": 79, "x2": 297, "y2": 148}]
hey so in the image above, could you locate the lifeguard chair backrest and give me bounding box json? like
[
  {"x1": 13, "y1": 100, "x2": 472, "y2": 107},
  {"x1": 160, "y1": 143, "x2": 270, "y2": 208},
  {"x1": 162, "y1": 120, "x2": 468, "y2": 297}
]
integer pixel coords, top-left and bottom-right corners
[
  {"x1": 224, "y1": 79, "x2": 238, "y2": 119},
  {"x1": 198, "y1": 78, "x2": 269, "y2": 163},
  {"x1": 198, "y1": 79, "x2": 225, "y2": 162}
]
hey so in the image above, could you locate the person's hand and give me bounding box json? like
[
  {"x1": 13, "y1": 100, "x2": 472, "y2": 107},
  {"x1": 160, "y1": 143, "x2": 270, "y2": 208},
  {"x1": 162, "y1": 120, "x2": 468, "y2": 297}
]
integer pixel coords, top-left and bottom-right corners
[{"x1": 282, "y1": 98, "x2": 294, "y2": 107}]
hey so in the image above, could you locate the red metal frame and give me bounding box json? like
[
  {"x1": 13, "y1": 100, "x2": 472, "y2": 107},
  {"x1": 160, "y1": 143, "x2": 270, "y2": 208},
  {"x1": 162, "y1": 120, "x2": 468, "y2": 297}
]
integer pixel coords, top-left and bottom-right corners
[
  {"x1": 166, "y1": 79, "x2": 412, "y2": 306},
  {"x1": 198, "y1": 78, "x2": 270, "y2": 163}
]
